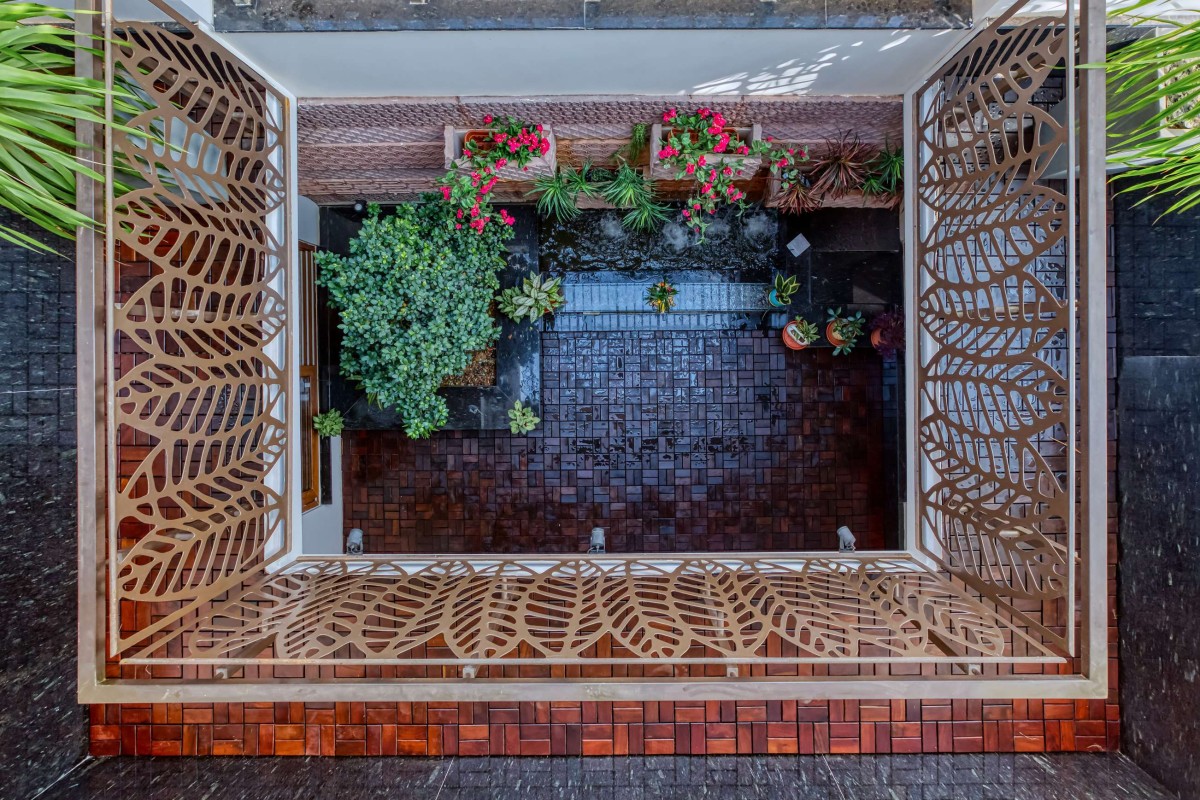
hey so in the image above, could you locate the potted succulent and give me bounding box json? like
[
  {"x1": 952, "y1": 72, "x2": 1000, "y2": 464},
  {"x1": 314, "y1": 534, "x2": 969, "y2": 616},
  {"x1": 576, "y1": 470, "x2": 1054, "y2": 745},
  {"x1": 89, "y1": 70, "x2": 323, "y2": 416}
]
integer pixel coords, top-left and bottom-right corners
[
  {"x1": 645, "y1": 280, "x2": 678, "y2": 313},
  {"x1": 825, "y1": 307, "x2": 865, "y2": 355},
  {"x1": 498, "y1": 272, "x2": 565, "y2": 323},
  {"x1": 769, "y1": 273, "x2": 800, "y2": 307},
  {"x1": 781, "y1": 317, "x2": 820, "y2": 350},
  {"x1": 508, "y1": 400, "x2": 540, "y2": 434},
  {"x1": 869, "y1": 308, "x2": 905, "y2": 358}
]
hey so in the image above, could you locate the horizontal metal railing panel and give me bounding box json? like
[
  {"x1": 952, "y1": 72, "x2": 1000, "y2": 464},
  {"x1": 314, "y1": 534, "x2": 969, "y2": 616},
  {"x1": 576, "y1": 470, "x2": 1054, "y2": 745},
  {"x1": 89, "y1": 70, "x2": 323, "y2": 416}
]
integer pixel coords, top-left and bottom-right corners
[{"x1": 126, "y1": 555, "x2": 1058, "y2": 667}]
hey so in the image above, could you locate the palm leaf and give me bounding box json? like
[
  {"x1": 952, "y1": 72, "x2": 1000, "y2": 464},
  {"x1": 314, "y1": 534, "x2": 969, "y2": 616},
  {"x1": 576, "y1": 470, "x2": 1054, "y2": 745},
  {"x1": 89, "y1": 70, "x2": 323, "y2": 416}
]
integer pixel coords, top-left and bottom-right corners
[
  {"x1": 0, "y1": 1, "x2": 144, "y2": 250},
  {"x1": 1101, "y1": 0, "x2": 1200, "y2": 214}
]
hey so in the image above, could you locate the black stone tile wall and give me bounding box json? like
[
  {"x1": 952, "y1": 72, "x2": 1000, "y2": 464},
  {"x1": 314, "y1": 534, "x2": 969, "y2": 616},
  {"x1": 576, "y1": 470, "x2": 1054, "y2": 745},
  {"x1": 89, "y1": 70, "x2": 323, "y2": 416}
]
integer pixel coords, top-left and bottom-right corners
[
  {"x1": 0, "y1": 211, "x2": 87, "y2": 797},
  {"x1": 1114, "y1": 184, "x2": 1200, "y2": 800}
]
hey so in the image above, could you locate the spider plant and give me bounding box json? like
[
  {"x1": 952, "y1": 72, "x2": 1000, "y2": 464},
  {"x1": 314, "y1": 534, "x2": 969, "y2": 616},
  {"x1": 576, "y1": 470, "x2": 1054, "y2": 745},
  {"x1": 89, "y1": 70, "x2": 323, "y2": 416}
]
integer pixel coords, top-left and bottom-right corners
[
  {"x1": 566, "y1": 162, "x2": 601, "y2": 199},
  {"x1": 622, "y1": 199, "x2": 671, "y2": 233},
  {"x1": 529, "y1": 168, "x2": 581, "y2": 221},
  {"x1": 0, "y1": 2, "x2": 143, "y2": 251},
  {"x1": 1104, "y1": 0, "x2": 1200, "y2": 214},
  {"x1": 809, "y1": 135, "x2": 878, "y2": 200},
  {"x1": 600, "y1": 162, "x2": 654, "y2": 209}
]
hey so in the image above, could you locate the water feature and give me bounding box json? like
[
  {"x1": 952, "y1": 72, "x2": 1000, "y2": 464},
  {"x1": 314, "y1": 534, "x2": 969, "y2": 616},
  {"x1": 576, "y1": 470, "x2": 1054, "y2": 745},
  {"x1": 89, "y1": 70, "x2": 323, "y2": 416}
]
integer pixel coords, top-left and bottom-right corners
[{"x1": 540, "y1": 204, "x2": 781, "y2": 283}]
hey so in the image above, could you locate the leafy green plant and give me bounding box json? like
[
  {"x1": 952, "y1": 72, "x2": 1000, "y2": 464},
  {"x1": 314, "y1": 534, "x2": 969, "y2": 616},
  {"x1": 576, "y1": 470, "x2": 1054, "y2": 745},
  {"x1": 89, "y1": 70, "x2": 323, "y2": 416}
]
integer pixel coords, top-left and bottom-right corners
[
  {"x1": 784, "y1": 317, "x2": 820, "y2": 346},
  {"x1": 645, "y1": 280, "x2": 678, "y2": 313},
  {"x1": 317, "y1": 202, "x2": 512, "y2": 439},
  {"x1": 612, "y1": 122, "x2": 651, "y2": 165},
  {"x1": 872, "y1": 143, "x2": 904, "y2": 193},
  {"x1": 622, "y1": 201, "x2": 672, "y2": 233},
  {"x1": 529, "y1": 169, "x2": 580, "y2": 221},
  {"x1": 313, "y1": 409, "x2": 345, "y2": 437},
  {"x1": 0, "y1": 2, "x2": 146, "y2": 251},
  {"x1": 826, "y1": 307, "x2": 865, "y2": 356},
  {"x1": 601, "y1": 162, "x2": 654, "y2": 209},
  {"x1": 528, "y1": 164, "x2": 601, "y2": 222},
  {"x1": 772, "y1": 273, "x2": 800, "y2": 305},
  {"x1": 499, "y1": 272, "x2": 565, "y2": 323},
  {"x1": 1104, "y1": 2, "x2": 1200, "y2": 214},
  {"x1": 508, "y1": 400, "x2": 540, "y2": 434},
  {"x1": 597, "y1": 163, "x2": 670, "y2": 233}
]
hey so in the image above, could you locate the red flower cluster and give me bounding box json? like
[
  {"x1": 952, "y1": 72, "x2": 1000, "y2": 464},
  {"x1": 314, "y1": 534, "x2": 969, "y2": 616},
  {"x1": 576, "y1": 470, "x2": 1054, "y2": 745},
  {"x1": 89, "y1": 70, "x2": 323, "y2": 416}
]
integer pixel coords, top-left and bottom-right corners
[
  {"x1": 655, "y1": 106, "x2": 774, "y2": 239},
  {"x1": 436, "y1": 115, "x2": 549, "y2": 234}
]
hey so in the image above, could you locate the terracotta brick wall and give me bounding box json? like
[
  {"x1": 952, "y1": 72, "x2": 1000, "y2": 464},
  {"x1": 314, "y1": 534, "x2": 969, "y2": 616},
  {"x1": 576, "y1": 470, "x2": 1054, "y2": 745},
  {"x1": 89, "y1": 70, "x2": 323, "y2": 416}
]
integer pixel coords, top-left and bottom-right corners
[{"x1": 89, "y1": 697, "x2": 1118, "y2": 757}]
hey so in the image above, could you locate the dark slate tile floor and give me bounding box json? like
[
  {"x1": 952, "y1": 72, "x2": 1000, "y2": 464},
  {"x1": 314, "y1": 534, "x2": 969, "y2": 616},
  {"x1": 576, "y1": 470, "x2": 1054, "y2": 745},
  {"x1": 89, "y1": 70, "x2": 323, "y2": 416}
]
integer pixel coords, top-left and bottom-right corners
[{"x1": 39, "y1": 753, "x2": 1176, "y2": 800}]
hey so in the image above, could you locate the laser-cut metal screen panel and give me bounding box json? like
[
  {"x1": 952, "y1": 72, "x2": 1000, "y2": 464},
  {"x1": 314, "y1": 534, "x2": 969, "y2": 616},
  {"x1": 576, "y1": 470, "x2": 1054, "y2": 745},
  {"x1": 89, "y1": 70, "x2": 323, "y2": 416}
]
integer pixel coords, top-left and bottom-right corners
[
  {"x1": 106, "y1": 9, "x2": 292, "y2": 656},
  {"x1": 912, "y1": 7, "x2": 1074, "y2": 651},
  {"x1": 129, "y1": 556, "x2": 1056, "y2": 666}
]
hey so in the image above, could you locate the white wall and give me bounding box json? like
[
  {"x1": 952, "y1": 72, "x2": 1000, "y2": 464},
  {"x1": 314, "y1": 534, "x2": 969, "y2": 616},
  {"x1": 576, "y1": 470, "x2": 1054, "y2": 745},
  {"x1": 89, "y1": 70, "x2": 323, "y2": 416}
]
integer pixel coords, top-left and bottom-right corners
[
  {"x1": 298, "y1": 195, "x2": 320, "y2": 244},
  {"x1": 302, "y1": 436, "x2": 346, "y2": 554},
  {"x1": 225, "y1": 28, "x2": 973, "y2": 99}
]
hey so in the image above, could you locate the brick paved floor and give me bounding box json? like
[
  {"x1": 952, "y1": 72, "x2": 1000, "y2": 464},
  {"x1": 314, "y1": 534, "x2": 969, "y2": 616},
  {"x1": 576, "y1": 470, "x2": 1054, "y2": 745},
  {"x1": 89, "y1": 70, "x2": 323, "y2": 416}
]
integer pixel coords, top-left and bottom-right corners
[{"x1": 346, "y1": 330, "x2": 894, "y2": 554}]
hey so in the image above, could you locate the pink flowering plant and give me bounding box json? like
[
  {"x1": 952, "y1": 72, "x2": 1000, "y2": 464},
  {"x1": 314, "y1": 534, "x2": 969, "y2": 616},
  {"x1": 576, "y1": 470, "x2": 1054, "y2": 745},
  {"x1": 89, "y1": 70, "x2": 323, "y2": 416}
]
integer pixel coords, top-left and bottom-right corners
[
  {"x1": 436, "y1": 115, "x2": 550, "y2": 234},
  {"x1": 657, "y1": 106, "x2": 772, "y2": 239}
]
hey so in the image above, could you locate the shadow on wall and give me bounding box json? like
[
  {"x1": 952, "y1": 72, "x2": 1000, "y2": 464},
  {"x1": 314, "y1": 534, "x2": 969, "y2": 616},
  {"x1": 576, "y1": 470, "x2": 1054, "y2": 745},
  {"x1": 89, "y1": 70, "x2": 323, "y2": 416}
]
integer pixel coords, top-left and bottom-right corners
[{"x1": 691, "y1": 32, "x2": 933, "y2": 95}]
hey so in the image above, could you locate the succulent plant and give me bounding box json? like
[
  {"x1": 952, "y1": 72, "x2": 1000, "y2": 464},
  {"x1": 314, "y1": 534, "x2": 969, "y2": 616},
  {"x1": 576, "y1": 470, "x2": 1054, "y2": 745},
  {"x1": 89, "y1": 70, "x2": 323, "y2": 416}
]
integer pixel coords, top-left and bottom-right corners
[
  {"x1": 508, "y1": 400, "x2": 540, "y2": 434},
  {"x1": 826, "y1": 307, "x2": 866, "y2": 356},
  {"x1": 499, "y1": 272, "x2": 565, "y2": 323},
  {"x1": 785, "y1": 317, "x2": 820, "y2": 346},
  {"x1": 772, "y1": 273, "x2": 800, "y2": 305}
]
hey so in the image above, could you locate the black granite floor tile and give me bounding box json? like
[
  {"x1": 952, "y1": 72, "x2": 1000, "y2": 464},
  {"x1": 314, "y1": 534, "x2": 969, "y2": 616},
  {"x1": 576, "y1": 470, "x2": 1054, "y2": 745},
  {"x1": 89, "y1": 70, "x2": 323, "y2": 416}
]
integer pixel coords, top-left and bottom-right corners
[{"x1": 37, "y1": 754, "x2": 1174, "y2": 800}]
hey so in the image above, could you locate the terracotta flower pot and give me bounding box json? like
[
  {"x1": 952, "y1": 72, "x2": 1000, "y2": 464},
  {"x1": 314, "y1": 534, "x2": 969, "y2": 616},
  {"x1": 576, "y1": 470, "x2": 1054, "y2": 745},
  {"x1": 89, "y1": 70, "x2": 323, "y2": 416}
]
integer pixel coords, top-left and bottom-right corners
[
  {"x1": 870, "y1": 328, "x2": 883, "y2": 349},
  {"x1": 826, "y1": 321, "x2": 847, "y2": 347},
  {"x1": 782, "y1": 324, "x2": 809, "y2": 350},
  {"x1": 463, "y1": 129, "x2": 496, "y2": 154}
]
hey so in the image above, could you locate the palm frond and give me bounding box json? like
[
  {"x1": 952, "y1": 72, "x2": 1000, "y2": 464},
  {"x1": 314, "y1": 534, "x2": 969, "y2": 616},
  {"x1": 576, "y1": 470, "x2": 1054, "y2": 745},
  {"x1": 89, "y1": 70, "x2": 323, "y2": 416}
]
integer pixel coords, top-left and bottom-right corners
[
  {"x1": 0, "y1": 1, "x2": 143, "y2": 250},
  {"x1": 1103, "y1": 2, "x2": 1200, "y2": 213}
]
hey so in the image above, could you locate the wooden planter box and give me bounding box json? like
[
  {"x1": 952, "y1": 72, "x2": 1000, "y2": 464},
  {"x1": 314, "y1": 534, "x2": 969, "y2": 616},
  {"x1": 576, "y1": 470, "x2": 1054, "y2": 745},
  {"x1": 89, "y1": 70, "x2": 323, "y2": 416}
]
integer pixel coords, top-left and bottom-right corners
[
  {"x1": 763, "y1": 173, "x2": 896, "y2": 210},
  {"x1": 444, "y1": 125, "x2": 557, "y2": 180},
  {"x1": 649, "y1": 123, "x2": 764, "y2": 181}
]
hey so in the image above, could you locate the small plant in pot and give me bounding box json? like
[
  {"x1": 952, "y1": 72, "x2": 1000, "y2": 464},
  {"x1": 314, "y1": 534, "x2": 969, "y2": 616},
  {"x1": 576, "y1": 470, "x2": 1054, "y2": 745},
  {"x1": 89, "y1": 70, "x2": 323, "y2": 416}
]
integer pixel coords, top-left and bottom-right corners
[
  {"x1": 508, "y1": 400, "x2": 540, "y2": 434},
  {"x1": 313, "y1": 409, "x2": 344, "y2": 437},
  {"x1": 769, "y1": 273, "x2": 800, "y2": 307},
  {"x1": 499, "y1": 272, "x2": 565, "y2": 323},
  {"x1": 645, "y1": 279, "x2": 678, "y2": 313},
  {"x1": 825, "y1": 307, "x2": 865, "y2": 356},
  {"x1": 781, "y1": 317, "x2": 820, "y2": 350},
  {"x1": 869, "y1": 308, "x2": 905, "y2": 358}
]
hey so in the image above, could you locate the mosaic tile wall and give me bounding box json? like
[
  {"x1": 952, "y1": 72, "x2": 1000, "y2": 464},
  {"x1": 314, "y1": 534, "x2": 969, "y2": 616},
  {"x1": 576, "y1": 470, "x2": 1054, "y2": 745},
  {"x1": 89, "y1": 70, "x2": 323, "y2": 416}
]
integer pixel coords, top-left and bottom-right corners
[{"x1": 345, "y1": 331, "x2": 890, "y2": 554}]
